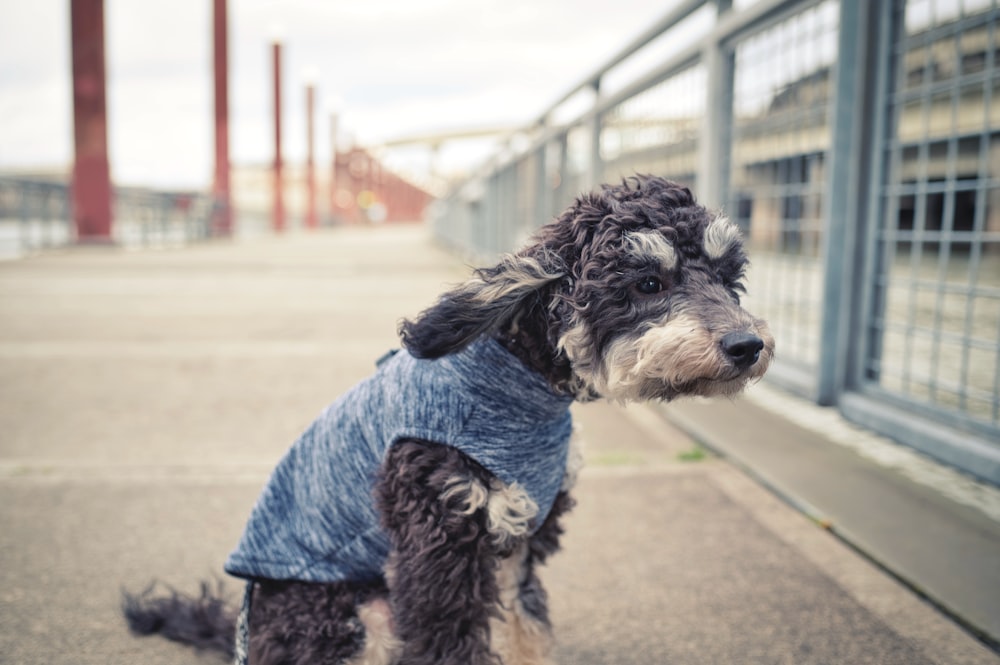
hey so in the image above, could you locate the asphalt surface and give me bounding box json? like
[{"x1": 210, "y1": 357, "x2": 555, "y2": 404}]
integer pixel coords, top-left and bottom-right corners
[
  {"x1": 0, "y1": 225, "x2": 996, "y2": 665},
  {"x1": 663, "y1": 390, "x2": 1000, "y2": 647}
]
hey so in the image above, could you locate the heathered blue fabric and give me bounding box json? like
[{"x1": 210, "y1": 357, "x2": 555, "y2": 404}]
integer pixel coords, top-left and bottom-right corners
[{"x1": 224, "y1": 338, "x2": 575, "y2": 583}]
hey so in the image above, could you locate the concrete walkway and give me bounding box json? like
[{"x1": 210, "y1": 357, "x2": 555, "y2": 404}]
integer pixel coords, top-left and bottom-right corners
[{"x1": 0, "y1": 225, "x2": 996, "y2": 665}]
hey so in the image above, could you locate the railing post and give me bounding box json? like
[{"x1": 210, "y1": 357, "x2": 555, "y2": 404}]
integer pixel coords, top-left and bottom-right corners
[
  {"x1": 587, "y1": 81, "x2": 603, "y2": 190},
  {"x1": 329, "y1": 112, "x2": 339, "y2": 224},
  {"x1": 533, "y1": 132, "x2": 548, "y2": 229},
  {"x1": 305, "y1": 82, "x2": 318, "y2": 229},
  {"x1": 697, "y1": 0, "x2": 733, "y2": 209},
  {"x1": 70, "y1": 0, "x2": 113, "y2": 243},
  {"x1": 272, "y1": 39, "x2": 285, "y2": 232},
  {"x1": 556, "y1": 133, "x2": 569, "y2": 213},
  {"x1": 816, "y1": 0, "x2": 877, "y2": 405},
  {"x1": 212, "y1": 0, "x2": 232, "y2": 236}
]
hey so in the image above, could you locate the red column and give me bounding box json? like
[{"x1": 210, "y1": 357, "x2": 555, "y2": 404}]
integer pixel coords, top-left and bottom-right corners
[
  {"x1": 272, "y1": 40, "x2": 285, "y2": 232},
  {"x1": 70, "y1": 0, "x2": 113, "y2": 243},
  {"x1": 305, "y1": 83, "x2": 317, "y2": 229},
  {"x1": 329, "y1": 113, "x2": 339, "y2": 222},
  {"x1": 212, "y1": 0, "x2": 232, "y2": 236}
]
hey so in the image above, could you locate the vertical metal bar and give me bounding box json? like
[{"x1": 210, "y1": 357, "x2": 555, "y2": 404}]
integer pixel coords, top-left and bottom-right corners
[
  {"x1": 305, "y1": 83, "x2": 318, "y2": 230},
  {"x1": 556, "y1": 133, "x2": 569, "y2": 211},
  {"x1": 18, "y1": 183, "x2": 32, "y2": 253},
  {"x1": 993, "y1": 312, "x2": 1000, "y2": 425},
  {"x1": 212, "y1": 0, "x2": 232, "y2": 236},
  {"x1": 492, "y1": 169, "x2": 502, "y2": 256},
  {"x1": 860, "y1": 0, "x2": 905, "y2": 387},
  {"x1": 698, "y1": 24, "x2": 733, "y2": 209},
  {"x1": 959, "y1": 13, "x2": 995, "y2": 414},
  {"x1": 902, "y1": 18, "x2": 936, "y2": 396},
  {"x1": 815, "y1": 0, "x2": 872, "y2": 404},
  {"x1": 928, "y1": 28, "x2": 964, "y2": 404},
  {"x1": 588, "y1": 81, "x2": 602, "y2": 191},
  {"x1": 41, "y1": 185, "x2": 53, "y2": 248},
  {"x1": 272, "y1": 40, "x2": 285, "y2": 232},
  {"x1": 534, "y1": 139, "x2": 548, "y2": 229},
  {"x1": 987, "y1": 4, "x2": 1000, "y2": 424},
  {"x1": 70, "y1": 0, "x2": 113, "y2": 243}
]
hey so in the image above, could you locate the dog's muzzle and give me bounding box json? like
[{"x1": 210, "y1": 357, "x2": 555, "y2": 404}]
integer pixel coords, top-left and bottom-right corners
[{"x1": 720, "y1": 331, "x2": 765, "y2": 369}]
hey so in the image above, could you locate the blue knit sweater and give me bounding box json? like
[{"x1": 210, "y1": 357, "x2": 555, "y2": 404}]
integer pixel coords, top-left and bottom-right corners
[{"x1": 225, "y1": 338, "x2": 575, "y2": 583}]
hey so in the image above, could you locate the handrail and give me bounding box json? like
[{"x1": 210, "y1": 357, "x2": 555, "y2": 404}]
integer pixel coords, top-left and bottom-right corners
[
  {"x1": 0, "y1": 176, "x2": 216, "y2": 258},
  {"x1": 534, "y1": 0, "x2": 709, "y2": 124}
]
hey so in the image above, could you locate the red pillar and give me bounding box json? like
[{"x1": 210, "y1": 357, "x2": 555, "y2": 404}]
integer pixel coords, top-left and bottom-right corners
[
  {"x1": 305, "y1": 83, "x2": 317, "y2": 229},
  {"x1": 70, "y1": 0, "x2": 113, "y2": 243},
  {"x1": 272, "y1": 40, "x2": 285, "y2": 232},
  {"x1": 212, "y1": 0, "x2": 232, "y2": 236},
  {"x1": 329, "y1": 113, "x2": 339, "y2": 222}
]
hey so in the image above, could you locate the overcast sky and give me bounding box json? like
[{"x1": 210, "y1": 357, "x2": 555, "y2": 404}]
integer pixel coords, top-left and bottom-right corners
[{"x1": 0, "y1": 0, "x2": 682, "y2": 189}]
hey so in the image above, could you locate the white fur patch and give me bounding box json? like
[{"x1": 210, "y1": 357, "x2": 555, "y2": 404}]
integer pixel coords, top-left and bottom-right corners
[
  {"x1": 586, "y1": 312, "x2": 773, "y2": 402},
  {"x1": 557, "y1": 318, "x2": 597, "y2": 395},
  {"x1": 703, "y1": 215, "x2": 741, "y2": 259},
  {"x1": 467, "y1": 254, "x2": 564, "y2": 303},
  {"x1": 443, "y1": 474, "x2": 539, "y2": 548},
  {"x1": 486, "y1": 480, "x2": 538, "y2": 548},
  {"x1": 345, "y1": 598, "x2": 403, "y2": 665},
  {"x1": 557, "y1": 320, "x2": 588, "y2": 362},
  {"x1": 623, "y1": 231, "x2": 677, "y2": 269},
  {"x1": 441, "y1": 475, "x2": 489, "y2": 515}
]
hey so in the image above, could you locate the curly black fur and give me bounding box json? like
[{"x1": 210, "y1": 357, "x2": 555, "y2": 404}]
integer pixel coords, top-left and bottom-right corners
[
  {"x1": 122, "y1": 580, "x2": 236, "y2": 659},
  {"x1": 375, "y1": 439, "x2": 506, "y2": 665},
  {"x1": 248, "y1": 579, "x2": 387, "y2": 665},
  {"x1": 124, "y1": 175, "x2": 770, "y2": 665},
  {"x1": 399, "y1": 175, "x2": 749, "y2": 397},
  {"x1": 398, "y1": 251, "x2": 567, "y2": 359},
  {"x1": 121, "y1": 442, "x2": 572, "y2": 665}
]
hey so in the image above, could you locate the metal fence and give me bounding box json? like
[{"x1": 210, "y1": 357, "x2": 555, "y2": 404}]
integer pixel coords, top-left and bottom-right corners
[
  {"x1": 0, "y1": 177, "x2": 216, "y2": 259},
  {"x1": 429, "y1": 0, "x2": 1000, "y2": 484}
]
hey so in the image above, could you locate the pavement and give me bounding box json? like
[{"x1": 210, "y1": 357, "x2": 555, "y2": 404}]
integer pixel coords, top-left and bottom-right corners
[{"x1": 0, "y1": 224, "x2": 997, "y2": 665}]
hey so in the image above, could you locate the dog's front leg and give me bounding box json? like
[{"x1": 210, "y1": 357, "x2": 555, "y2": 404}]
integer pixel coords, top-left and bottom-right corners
[{"x1": 376, "y1": 439, "x2": 532, "y2": 665}]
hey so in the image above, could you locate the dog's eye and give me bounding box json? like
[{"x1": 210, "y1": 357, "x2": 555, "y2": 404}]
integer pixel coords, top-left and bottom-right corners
[{"x1": 636, "y1": 276, "x2": 664, "y2": 295}]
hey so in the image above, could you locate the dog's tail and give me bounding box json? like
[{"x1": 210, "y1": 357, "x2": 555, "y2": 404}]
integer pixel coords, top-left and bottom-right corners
[{"x1": 122, "y1": 580, "x2": 236, "y2": 659}]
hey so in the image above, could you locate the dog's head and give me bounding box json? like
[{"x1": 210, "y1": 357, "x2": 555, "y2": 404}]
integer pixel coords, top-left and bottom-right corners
[{"x1": 400, "y1": 175, "x2": 774, "y2": 402}]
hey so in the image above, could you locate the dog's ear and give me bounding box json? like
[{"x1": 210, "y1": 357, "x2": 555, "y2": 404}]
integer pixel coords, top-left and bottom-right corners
[{"x1": 399, "y1": 250, "x2": 566, "y2": 358}]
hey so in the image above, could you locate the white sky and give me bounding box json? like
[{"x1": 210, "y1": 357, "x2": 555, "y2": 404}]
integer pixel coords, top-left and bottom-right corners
[{"x1": 0, "y1": 0, "x2": 681, "y2": 189}]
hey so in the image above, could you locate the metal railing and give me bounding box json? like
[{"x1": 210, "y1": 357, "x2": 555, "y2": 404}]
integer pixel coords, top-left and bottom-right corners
[
  {"x1": 429, "y1": 0, "x2": 1000, "y2": 484},
  {"x1": 0, "y1": 176, "x2": 216, "y2": 259}
]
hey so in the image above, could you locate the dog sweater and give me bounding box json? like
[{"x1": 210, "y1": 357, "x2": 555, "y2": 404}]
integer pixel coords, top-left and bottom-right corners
[{"x1": 224, "y1": 338, "x2": 575, "y2": 583}]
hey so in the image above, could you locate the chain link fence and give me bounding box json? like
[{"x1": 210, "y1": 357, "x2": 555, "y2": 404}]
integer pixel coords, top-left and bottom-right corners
[{"x1": 429, "y1": 0, "x2": 1000, "y2": 484}]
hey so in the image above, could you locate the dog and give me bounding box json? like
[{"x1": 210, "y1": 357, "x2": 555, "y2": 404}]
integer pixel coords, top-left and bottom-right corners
[{"x1": 123, "y1": 175, "x2": 774, "y2": 665}]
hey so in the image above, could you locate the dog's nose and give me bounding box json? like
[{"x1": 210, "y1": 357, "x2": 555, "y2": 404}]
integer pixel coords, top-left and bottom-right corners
[{"x1": 721, "y1": 332, "x2": 764, "y2": 368}]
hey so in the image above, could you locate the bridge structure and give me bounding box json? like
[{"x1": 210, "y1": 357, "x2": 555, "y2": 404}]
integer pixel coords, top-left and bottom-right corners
[
  {"x1": 429, "y1": 0, "x2": 1000, "y2": 490},
  {"x1": 1, "y1": 0, "x2": 436, "y2": 259},
  {"x1": 2, "y1": 2, "x2": 1000, "y2": 662},
  {"x1": 1, "y1": 225, "x2": 999, "y2": 664}
]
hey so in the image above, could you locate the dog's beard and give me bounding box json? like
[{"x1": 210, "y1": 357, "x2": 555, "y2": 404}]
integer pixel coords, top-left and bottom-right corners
[{"x1": 563, "y1": 314, "x2": 773, "y2": 402}]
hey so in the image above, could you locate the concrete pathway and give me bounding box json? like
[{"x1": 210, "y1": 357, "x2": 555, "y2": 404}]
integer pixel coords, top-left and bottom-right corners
[{"x1": 0, "y1": 226, "x2": 995, "y2": 664}]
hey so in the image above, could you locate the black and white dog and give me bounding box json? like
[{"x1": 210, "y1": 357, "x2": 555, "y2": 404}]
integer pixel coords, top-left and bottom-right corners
[{"x1": 125, "y1": 175, "x2": 774, "y2": 665}]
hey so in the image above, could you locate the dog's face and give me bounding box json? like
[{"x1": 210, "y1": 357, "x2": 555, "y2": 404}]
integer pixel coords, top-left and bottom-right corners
[
  {"x1": 552, "y1": 199, "x2": 773, "y2": 402},
  {"x1": 401, "y1": 175, "x2": 774, "y2": 402}
]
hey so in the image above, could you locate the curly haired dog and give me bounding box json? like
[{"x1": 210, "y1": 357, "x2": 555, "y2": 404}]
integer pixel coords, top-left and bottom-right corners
[{"x1": 124, "y1": 175, "x2": 774, "y2": 665}]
